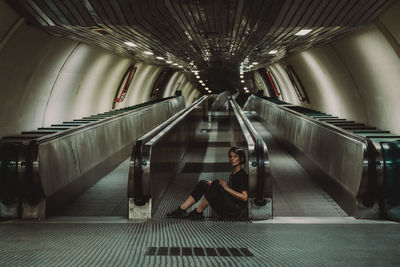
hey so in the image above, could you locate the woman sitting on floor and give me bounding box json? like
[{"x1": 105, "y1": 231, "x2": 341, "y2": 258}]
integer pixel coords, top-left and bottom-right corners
[{"x1": 166, "y1": 147, "x2": 249, "y2": 220}]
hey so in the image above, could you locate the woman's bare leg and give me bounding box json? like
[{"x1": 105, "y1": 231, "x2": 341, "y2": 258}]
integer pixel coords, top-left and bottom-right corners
[
  {"x1": 180, "y1": 195, "x2": 196, "y2": 210},
  {"x1": 196, "y1": 197, "x2": 210, "y2": 212}
]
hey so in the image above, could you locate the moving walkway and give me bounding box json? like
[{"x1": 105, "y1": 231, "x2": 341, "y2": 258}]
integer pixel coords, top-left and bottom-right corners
[
  {"x1": 245, "y1": 95, "x2": 400, "y2": 221},
  {"x1": 128, "y1": 95, "x2": 271, "y2": 220},
  {"x1": 0, "y1": 97, "x2": 184, "y2": 219}
]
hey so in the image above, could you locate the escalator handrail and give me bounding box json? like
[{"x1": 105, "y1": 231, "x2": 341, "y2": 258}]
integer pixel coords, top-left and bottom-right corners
[
  {"x1": 138, "y1": 96, "x2": 207, "y2": 145},
  {"x1": 253, "y1": 95, "x2": 368, "y2": 144},
  {"x1": 33, "y1": 97, "x2": 180, "y2": 145},
  {"x1": 229, "y1": 98, "x2": 270, "y2": 205},
  {"x1": 131, "y1": 96, "x2": 208, "y2": 205}
]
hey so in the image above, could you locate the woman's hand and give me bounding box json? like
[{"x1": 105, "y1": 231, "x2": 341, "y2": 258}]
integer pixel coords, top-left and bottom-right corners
[
  {"x1": 219, "y1": 180, "x2": 228, "y2": 189},
  {"x1": 219, "y1": 180, "x2": 248, "y2": 202}
]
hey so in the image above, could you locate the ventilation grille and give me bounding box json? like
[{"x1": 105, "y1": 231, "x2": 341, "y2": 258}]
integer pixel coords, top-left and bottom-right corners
[{"x1": 145, "y1": 247, "x2": 254, "y2": 257}]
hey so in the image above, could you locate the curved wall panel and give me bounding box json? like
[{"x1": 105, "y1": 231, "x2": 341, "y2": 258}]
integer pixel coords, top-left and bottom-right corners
[
  {"x1": 0, "y1": 2, "x2": 193, "y2": 137},
  {"x1": 0, "y1": 22, "x2": 78, "y2": 137},
  {"x1": 333, "y1": 24, "x2": 400, "y2": 134},
  {"x1": 163, "y1": 71, "x2": 179, "y2": 97},
  {"x1": 269, "y1": 64, "x2": 300, "y2": 105},
  {"x1": 268, "y1": 1, "x2": 400, "y2": 134},
  {"x1": 163, "y1": 71, "x2": 188, "y2": 97},
  {"x1": 163, "y1": 71, "x2": 199, "y2": 106},
  {"x1": 0, "y1": 1, "x2": 20, "y2": 41},
  {"x1": 43, "y1": 45, "x2": 132, "y2": 125},
  {"x1": 254, "y1": 71, "x2": 270, "y2": 97},
  {"x1": 122, "y1": 62, "x2": 162, "y2": 107}
]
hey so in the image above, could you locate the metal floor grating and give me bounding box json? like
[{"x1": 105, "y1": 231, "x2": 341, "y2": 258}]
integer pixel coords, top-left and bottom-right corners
[
  {"x1": 0, "y1": 220, "x2": 399, "y2": 266},
  {"x1": 152, "y1": 172, "x2": 234, "y2": 220}
]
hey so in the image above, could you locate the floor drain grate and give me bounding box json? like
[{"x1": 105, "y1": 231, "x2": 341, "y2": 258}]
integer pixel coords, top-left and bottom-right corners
[{"x1": 145, "y1": 247, "x2": 254, "y2": 257}]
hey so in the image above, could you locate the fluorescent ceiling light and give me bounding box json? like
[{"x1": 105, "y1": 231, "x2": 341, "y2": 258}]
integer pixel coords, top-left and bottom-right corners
[
  {"x1": 269, "y1": 50, "x2": 278, "y2": 54},
  {"x1": 199, "y1": 80, "x2": 203, "y2": 83},
  {"x1": 295, "y1": 29, "x2": 312, "y2": 36},
  {"x1": 178, "y1": 65, "x2": 183, "y2": 68},
  {"x1": 143, "y1": 51, "x2": 153, "y2": 55},
  {"x1": 156, "y1": 56, "x2": 164, "y2": 60},
  {"x1": 202, "y1": 83, "x2": 205, "y2": 86},
  {"x1": 240, "y1": 75, "x2": 244, "y2": 78},
  {"x1": 244, "y1": 87, "x2": 247, "y2": 89},
  {"x1": 252, "y1": 62, "x2": 258, "y2": 65},
  {"x1": 196, "y1": 76, "x2": 200, "y2": 79},
  {"x1": 172, "y1": 63, "x2": 178, "y2": 66},
  {"x1": 124, "y1": 41, "x2": 137, "y2": 47},
  {"x1": 205, "y1": 87, "x2": 208, "y2": 90},
  {"x1": 241, "y1": 80, "x2": 245, "y2": 83},
  {"x1": 166, "y1": 60, "x2": 173, "y2": 64}
]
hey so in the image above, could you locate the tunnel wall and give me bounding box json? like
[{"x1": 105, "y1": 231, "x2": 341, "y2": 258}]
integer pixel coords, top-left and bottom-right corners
[
  {"x1": 267, "y1": 1, "x2": 400, "y2": 135},
  {"x1": 0, "y1": 2, "x2": 199, "y2": 138}
]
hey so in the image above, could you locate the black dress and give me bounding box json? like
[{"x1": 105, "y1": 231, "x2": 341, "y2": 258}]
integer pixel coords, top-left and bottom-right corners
[{"x1": 190, "y1": 169, "x2": 249, "y2": 217}]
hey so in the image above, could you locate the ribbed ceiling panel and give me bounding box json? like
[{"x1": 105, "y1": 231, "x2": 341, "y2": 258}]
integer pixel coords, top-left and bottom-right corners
[{"x1": 6, "y1": 0, "x2": 395, "y2": 92}]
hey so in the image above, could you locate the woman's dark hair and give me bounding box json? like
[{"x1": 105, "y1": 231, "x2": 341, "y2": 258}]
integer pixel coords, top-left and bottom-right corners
[{"x1": 228, "y1": 147, "x2": 246, "y2": 164}]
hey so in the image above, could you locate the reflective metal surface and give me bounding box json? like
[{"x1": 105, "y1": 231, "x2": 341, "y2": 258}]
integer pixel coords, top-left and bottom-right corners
[
  {"x1": 229, "y1": 99, "x2": 272, "y2": 219},
  {"x1": 244, "y1": 95, "x2": 378, "y2": 218},
  {"x1": 129, "y1": 95, "x2": 272, "y2": 220},
  {"x1": 0, "y1": 97, "x2": 184, "y2": 219},
  {"x1": 129, "y1": 97, "x2": 208, "y2": 218}
]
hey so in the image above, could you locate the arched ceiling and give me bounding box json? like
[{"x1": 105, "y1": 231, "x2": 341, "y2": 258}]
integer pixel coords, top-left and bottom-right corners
[{"x1": 6, "y1": 0, "x2": 395, "y2": 93}]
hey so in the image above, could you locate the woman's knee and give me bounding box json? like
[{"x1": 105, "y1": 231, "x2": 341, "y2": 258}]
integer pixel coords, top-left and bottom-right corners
[
  {"x1": 208, "y1": 180, "x2": 223, "y2": 194},
  {"x1": 198, "y1": 180, "x2": 208, "y2": 186},
  {"x1": 190, "y1": 180, "x2": 210, "y2": 201}
]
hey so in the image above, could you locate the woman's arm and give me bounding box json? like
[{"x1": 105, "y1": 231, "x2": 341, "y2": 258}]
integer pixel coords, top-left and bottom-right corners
[{"x1": 219, "y1": 180, "x2": 248, "y2": 202}]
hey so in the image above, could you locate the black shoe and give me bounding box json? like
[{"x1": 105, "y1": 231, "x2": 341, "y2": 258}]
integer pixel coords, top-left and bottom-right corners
[
  {"x1": 166, "y1": 207, "x2": 186, "y2": 218},
  {"x1": 184, "y1": 209, "x2": 204, "y2": 220}
]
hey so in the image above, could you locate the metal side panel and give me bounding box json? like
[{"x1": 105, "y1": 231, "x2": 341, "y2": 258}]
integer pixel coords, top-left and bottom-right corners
[
  {"x1": 244, "y1": 96, "x2": 373, "y2": 218},
  {"x1": 37, "y1": 98, "x2": 184, "y2": 209}
]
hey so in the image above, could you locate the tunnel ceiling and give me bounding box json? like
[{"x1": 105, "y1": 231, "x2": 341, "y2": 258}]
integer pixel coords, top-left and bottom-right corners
[{"x1": 7, "y1": 0, "x2": 395, "y2": 93}]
